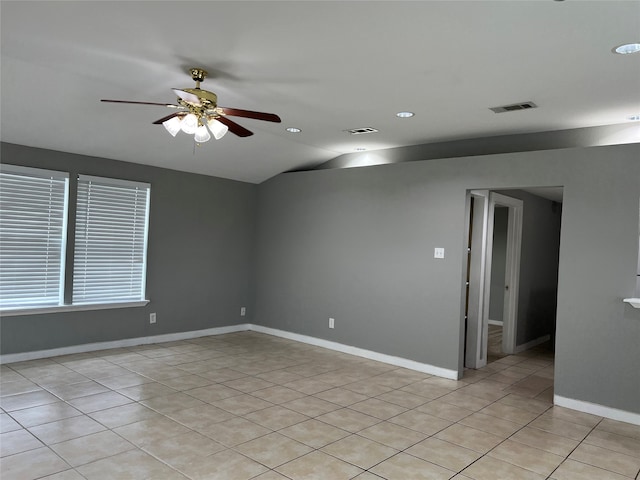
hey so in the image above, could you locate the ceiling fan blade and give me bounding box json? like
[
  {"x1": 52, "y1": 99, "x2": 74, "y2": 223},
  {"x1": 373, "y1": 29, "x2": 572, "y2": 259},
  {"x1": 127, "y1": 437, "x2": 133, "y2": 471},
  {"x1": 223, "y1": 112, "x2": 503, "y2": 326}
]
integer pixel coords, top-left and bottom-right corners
[
  {"x1": 101, "y1": 99, "x2": 179, "y2": 108},
  {"x1": 216, "y1": 116, "x2": 254, "y2": 137},
  {"x1": 217, "y1": 107, "x2": 281, "y2": 123},
  {"x1": 172, "y1": 89, "x2": 202, "y2": 106},
  {"x1": 152, "y1": 112, "x2": 185, "y2": 125}
]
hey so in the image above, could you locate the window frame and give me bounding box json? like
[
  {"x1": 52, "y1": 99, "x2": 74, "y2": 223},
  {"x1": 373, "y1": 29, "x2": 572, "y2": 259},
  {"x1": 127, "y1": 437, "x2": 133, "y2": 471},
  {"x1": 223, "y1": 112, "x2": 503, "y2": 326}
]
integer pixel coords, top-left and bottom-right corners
[{"x1": 0, "y1": 167, "x2": 151, "y2": 316}]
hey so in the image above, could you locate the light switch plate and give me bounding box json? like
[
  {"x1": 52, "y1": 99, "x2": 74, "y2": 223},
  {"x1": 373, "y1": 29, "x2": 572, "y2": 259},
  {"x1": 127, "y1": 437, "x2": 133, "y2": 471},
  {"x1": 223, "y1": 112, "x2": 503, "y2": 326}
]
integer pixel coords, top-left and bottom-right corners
[{"x1": 434, "y1": 248, "x2": 445, "y2": 259}]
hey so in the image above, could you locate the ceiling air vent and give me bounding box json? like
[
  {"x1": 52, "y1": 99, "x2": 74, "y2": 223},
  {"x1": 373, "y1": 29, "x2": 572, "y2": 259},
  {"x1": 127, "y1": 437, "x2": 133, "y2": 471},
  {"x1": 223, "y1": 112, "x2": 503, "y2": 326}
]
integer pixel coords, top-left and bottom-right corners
[
  {"x1": 344, "y1": 127, "x2": 379, "y2": 135},
  {"x1": 489, "y1": 101, "x2": 537, "y2": 113}
]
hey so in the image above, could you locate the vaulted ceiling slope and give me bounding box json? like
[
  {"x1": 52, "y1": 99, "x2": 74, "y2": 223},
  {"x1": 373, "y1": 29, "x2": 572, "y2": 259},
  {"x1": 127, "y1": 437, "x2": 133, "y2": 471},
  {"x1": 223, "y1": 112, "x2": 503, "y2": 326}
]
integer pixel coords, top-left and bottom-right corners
[{"x1": 1, "y1": 1, "x2": 639, "y2": 183}]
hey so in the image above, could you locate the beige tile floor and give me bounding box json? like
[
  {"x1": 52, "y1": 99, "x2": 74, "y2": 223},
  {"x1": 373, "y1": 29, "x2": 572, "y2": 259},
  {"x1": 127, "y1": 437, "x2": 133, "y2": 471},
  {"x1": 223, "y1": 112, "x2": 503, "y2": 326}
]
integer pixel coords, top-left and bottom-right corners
[{"x1": 1, "y1": 331, "x2": 639, "y2": 479}]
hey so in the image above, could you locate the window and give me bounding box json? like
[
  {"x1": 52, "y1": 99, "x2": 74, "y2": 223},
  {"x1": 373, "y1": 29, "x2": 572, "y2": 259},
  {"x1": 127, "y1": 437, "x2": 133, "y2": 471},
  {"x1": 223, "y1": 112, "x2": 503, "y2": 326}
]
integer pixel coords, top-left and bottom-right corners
[
  {"x1": 0, "y1": 167, "x2": 150, "y2": 313},
  {"x1": 0, "y1": 165, "x2": 69, "y2": 309},
  {"x1": 73, "y1": 175, "x2": 150, "y2": 305}
]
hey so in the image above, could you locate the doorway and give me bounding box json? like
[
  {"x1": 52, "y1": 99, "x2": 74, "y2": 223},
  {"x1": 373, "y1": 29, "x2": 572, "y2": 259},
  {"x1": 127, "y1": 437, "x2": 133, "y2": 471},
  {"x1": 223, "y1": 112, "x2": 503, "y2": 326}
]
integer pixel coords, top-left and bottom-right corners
[
  {"x1": 464, "y1": 191, "x2": 522, "y2": 369},
  {"x1": 463, "y1": 188, "x2": 562, "y2": 370}
]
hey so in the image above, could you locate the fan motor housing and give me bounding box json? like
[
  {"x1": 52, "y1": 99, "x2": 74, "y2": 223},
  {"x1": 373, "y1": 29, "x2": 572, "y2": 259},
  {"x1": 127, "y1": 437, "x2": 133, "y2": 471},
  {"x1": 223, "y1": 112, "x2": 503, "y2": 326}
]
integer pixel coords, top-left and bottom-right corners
[{"x1": 181, "y1": 88, "x2": 217, "y2": 107}]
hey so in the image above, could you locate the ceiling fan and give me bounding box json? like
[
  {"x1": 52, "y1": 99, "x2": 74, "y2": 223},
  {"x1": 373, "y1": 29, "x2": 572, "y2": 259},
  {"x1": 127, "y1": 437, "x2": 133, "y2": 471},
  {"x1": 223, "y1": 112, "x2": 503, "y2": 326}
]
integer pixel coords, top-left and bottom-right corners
[{"x1": 101, "y1": 68, "x2": 281, "y2": 142}]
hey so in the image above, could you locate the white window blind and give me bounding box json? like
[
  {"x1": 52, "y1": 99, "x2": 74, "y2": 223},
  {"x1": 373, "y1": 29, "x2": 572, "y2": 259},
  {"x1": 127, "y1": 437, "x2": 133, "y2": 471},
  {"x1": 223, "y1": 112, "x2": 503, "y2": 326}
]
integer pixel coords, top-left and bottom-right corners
[
  {"x1": 73, "y1": 175, "x2": 150, "y2": 304},
  {"x1": 0, "y1": 165, "x2": 69, "y2": 309}
]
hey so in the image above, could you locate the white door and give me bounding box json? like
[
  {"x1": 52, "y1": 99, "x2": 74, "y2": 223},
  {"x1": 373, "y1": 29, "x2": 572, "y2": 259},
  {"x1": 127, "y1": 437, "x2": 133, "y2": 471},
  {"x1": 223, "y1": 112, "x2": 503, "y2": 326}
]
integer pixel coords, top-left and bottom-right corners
[
  {"x1": 465, "y1": 190, "x2": 490, "y2": 369},
  {"x1": 465, "y1": 191, "x2": 522, "y2": 368},
  {"x1": 491, "y1": 193, "x2": 523, "y2": 355}
]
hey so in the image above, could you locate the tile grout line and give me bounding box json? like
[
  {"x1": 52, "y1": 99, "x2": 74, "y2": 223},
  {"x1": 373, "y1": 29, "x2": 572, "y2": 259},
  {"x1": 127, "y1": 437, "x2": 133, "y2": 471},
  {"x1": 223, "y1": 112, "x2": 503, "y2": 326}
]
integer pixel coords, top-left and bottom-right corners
[{"x1": 3, "y1": 334, "x2": 638, "y2": 480}]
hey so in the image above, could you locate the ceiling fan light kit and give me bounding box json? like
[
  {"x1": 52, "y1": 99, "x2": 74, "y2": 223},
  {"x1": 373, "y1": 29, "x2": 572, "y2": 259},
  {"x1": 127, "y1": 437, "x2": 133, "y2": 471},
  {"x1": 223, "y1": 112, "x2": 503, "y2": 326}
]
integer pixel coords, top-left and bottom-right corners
[
  {"x1": 179, "y1": 113, "x2": 199, "y2": 135},
  {"x1": 194, "y1": 125, "x2": 211, "y2": 143},
  {"x1": 207, "y1": 118, "x2": 229, "y2": 140},
  {"x1": 101, "y1": 68, "x2": 281, "y2": 143},
  {"x1": 162, "y1": 116, "x2": 182, "y2": 137}
]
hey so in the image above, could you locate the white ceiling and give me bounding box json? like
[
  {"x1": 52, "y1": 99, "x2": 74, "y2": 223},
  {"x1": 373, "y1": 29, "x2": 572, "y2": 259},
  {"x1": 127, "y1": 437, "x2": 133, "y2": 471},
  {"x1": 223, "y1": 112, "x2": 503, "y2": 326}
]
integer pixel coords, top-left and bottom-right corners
[{"x1": 1, "y1": 1, "x2": 639, "y2": 184}]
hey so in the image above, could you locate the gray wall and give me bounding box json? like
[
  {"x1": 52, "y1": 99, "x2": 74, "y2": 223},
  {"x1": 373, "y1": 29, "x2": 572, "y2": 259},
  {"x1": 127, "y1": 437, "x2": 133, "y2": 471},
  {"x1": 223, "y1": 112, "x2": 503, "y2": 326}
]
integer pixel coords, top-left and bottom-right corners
[
  {"x1": 0, "y1": 142, "x2": 256, "y2": 354},
  {"x1": 495, "y1": 190, "x2": 562, "y2": 346},
  {"x1": 3, "y1": 141, "x2": 639, "y2": 415},
  {"x1": 254, "y1": 144, "x2": 640, "y2": 413},
  {"x1": 489, "y1": 206, "x2": 508, "y2": 324},
  {"x1": 637, "y1": 205, "x2": 640, "y2": 295}
]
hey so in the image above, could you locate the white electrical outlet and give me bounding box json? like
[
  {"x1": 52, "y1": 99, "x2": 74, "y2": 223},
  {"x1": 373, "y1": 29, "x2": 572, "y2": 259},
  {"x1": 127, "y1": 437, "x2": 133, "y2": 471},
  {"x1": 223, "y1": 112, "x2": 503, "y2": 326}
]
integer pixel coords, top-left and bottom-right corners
[
  {"x1": 434, "y1": 247, "x2": 445, "y2": 259},
  {"x1": 329, "y1": 317, "x2": 335, "y2": 329},
  {"x1": 240, "y1": 307, "x2": 246, "y2": 317},
  {"x1": 149, "y1": 313, "x2": 157, "y2": 324}
]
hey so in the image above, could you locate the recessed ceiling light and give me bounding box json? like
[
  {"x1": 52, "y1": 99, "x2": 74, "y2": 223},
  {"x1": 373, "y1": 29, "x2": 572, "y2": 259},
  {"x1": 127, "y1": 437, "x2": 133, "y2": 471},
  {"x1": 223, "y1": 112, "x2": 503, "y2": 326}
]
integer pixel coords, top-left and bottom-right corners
[
  {"x1": 613, "y1": 43, "x2": 640, "y2": 55},
  {"x1": 286, "y1": 127, "x2": 301, "y2": 133},
  {"x1": 396, "y1": 111, "x2": 415, "y2": 118},
  {"x1": 629, "y1": 115, "x2": 640, "y2": 121}
]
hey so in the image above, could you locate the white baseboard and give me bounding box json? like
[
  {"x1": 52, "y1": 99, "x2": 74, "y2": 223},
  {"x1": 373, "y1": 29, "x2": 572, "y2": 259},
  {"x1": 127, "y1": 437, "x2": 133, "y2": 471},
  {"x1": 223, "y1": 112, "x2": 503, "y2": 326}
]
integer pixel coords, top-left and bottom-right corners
[
  {"x1": 4, "y1": 324, "x2": 640, "y2": 425},
  {"x1": 0, "y1": 324, "x2": 250, "y2": 364},
  {"x1": 5, "y1": 324, "x2": 638, "y2": 426},
  {"x1": 488, "y1": 319, "x2": 503, "y2": 326},
  {"x1": 554, "y1": 394, "x2": 640, "y2": 426},
  {"x1": 2, "y1": 322, "x2": 458, "y2": 380},
  {"x1": 249, "y1": 325, "x2": 459, "y2": 380},
  {"x1": 514, "y1": 334, "x2": 550, "y2": 354}
]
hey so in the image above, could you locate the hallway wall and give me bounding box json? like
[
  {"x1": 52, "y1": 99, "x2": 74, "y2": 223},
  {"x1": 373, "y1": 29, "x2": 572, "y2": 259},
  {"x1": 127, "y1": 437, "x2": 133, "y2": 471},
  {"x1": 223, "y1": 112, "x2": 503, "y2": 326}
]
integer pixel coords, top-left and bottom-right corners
[{"x1": 254, "y1": 144, "x2": 640, "y2": 414}]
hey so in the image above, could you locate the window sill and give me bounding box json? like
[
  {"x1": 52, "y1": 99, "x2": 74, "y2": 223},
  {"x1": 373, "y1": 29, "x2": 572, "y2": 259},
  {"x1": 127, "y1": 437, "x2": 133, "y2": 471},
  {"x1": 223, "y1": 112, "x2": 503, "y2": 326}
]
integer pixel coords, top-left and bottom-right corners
[
  {"x1": 623, "y1": 298, "x2": 640, "y2": 309},
  {"x1": 0, "y1": 300, "x2": 150, "y2": 317}
]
